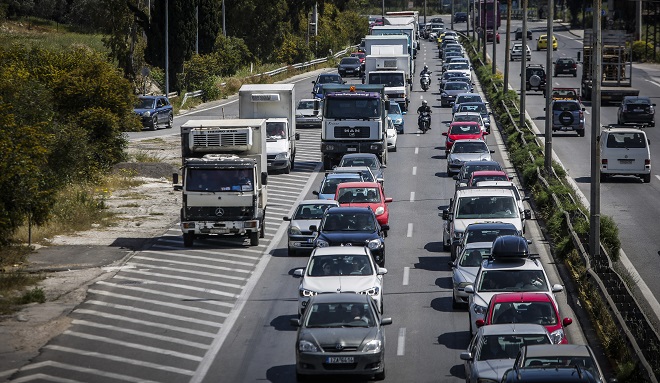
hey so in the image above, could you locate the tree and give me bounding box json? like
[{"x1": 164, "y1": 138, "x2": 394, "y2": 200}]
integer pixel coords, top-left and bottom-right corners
[{"x1": 197, "y1": 0, "x2": 222, "y2": 55}]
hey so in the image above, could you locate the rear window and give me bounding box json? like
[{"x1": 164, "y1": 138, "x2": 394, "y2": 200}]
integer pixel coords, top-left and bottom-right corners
[
  {"x1": 445, "y1": 82, "x2": 469, "y2": 91},
  {"x1": 457, "y1": 95, "x2": 482, "y2": 104},
  {"x1": 552, "y1": 101, "x2": 579, "y2": 111},
  {"x1": 606, "y1": 132, "x2": 647, "y2": 149},
  {"x1": 625, "y1": 97, "x2": 651, "y2": 105},
  {"x1": 450, "y1": 124, "x2": 481, "y2": 134}
]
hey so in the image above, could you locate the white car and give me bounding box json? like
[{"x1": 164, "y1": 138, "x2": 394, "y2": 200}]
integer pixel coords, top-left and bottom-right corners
[
  {"x1": 465, "y1": 236, "x2": 564, "y2": 335},
  {"x1": 472, "y1": 181, "x2": 532, "y2": 232},
  {"x1": 386, "y1": 116, "x2": 398, "y2": 152},
  {"x1": 452, "y1": 112, "x2": 487, "y2": 134},
  {"x1": 295, "y1": 98, "x2": 322, "y2": 128},
  {"x1": 445, "y1": 62, "x2": 472, "y2": 81},
  {"x1": 510, "y1": 43, "x2": 531, "y2": 61},
  {"x1": 450, "y1": 242, "x2": 491, "y2": 308},
  {"x1": 294, "y1": 246, "x2": 388, "y2": 315}
]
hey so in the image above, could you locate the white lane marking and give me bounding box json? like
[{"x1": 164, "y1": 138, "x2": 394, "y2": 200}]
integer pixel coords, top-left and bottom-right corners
[
  {"x1": 410, "y1": 191, "x2": 415, "y2": 202},
  {"x1": 656, "y1": 175, "x2": 660, "y2": 181},
  {"x1": 71, "y1": 320, "x2": 209, "y2": 349},
  {"x1": 17, "y1": 361, "x2": 167, "y2": 383},
  {"x1": 397, "y1": 328, "x2": 406, "y2": 356},
  {"x1": 412, "y1": 166, "x2": 417, "y2": 175},
  {"x1": 583, "y1": 109, "x2": 590, "y2": 114},
  {"x1": 407, "y1": 223, "x2": 413, "y2": 238},
  {"x1": 644, "y1": 78, "x2": 660, "y2": 89},
  {"x1": 402, "y1": 267, "x2": 410, "y2": 286},
  {"x1": 415, "y1": 147, "x2": 419, "y2": 154}
]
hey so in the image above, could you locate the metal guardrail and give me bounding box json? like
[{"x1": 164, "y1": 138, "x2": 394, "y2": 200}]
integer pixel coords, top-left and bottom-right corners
[{"x1": 180, "y1": 90, "x2": 203, "y2": 108}]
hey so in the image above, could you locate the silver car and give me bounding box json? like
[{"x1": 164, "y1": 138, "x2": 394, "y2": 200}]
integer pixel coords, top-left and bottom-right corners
[
  {"x1": 449, "y1": 242, "x2": 491, "y2": 308},
  {"x1": 283, "y1": 200, "x2": 339, "y2": 256},
  {"x1": 295, "y1": 99, "x2": 322, "y2": 128},
  {"x1": 446, "y1": 139, "x2": 494, "y2": 176},
  {"x1": 460, "y1": 323, "x2": 552, "y2": 383},
  {"x1": 291, "y1": 293, "x2": 392, "y2": 381}
]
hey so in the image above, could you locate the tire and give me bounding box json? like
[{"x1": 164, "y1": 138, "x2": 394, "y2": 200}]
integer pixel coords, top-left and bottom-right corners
[
  {"x1": 559, "y1": 111, "x2": 575, "y2": 127},
  {"x1": 283, "y1": 162, "x2": 291, "y2": 174},
  {"x1": 577, "y1": 129, "x2": 585, "y2": 137},
  {"x1": 443, "y1": 239, "x2": 451, "y2": 251},
  {"x1": 468, "y1": 312, "x2": 474, "y2": 336},
  {"x1": 643, "y1": 174, "x2": 651, "y2": 183},
  {"x1": 392, "y1": 145, "x2": 397, "y2": 152},
  {"x1": 600, "y1": 172, "x2": 608, "y2": 182},
  {"x1": 526, "y1": 84, "x2": 531, "y2": 91},
  {"x1": 452, "y1": 291, "x2": 460, "y2": 309},
  {"x1": 296, "y1": 372, "x2": 310, "y2": 382},
  {"x1": 166, "y1": 113, "x2": 173, "y2": 128},
  {"x1": 529, "y1": 75, "x2": 541, "y2": 88},
  {"x1": 380, "y1": 296, "x2": 384, "y2": 314},
  {"x1": 260, "y1": 219, "x2": 265, "y2": 238},
  {"x1": 249, "y1": 231, "x2": 259, "y2": 246},
  {"x1": 290, "y1": 155, "x2": 295, "y2": 170},
  {"x1": 374, "y1": 368, "x2": 386, "y2": 381},
  {"x1": 151, "y1": 115, "x2": 158, "y2": 130},
  {"x1": 573, "y1": 72, "x2": 577, "y2": 77},
  {"x1": 322, "y1": 156, "x2": 333, "y2": 171},
  {"x1": 183, "y1": 232, "x2": 194, "y2": 247}
]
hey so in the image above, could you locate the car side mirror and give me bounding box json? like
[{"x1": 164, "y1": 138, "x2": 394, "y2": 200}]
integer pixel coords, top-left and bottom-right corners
[
  {"x1": 261, "y1": 172, "x2": 268, "y2": 186},
  {"x1": 312, "y1": 81, "x2": 316, "y2": 84},
  {"x1": 381, "y1": 317, "x2": 393, "y2": 326},
  {"x1": 290, "y1": 318, "x2": 301, "y2": 327},
  {"x1": 442, "y1": 132, "x2": 448, "y2": 136},
  {"x1": 563, "y1": 317, "x2": 573, "y2": 327},
  {"x1": 460, "y1": 352, "x2": 473, "y2": 361},
  {"x1": 377, "y1": 267, "x2": 388, "y2": 275},
  {"x1": 381, "y1": 224, "x2": 390, "y2": 231},
  {"x1": 312, "y1": 190, "x2": 319, "y2": 196},
  {"x1": 442, "y1": 209, "x2": 450, "y2": 220},
  {"x1": 293, "y1": 268, "x2": 304, "y2": 277},
  {"x1": 309, "y1": 225, "x2": 318, "y2": 232},
  {"x1": 464, "y1": 284, "x2": 474, "y2": 294},
  {"x1": 490, "y1": 150, "x2": 495, "y2": 153},
  {"x1": 295, "y1": 133, "x2": 300, "y2": 140},
  {"x1": 283, "y1": 216, "x2": 291, "y2": 221},
  {"x1": 475, "y1": 319, "x2": 485, "y2": 328},
  {"x1": 448, "y1": 261, "x2": 456, "y2": 268},
  {"x1": 552, "y1": 284, "x2": 564, "y2": 293},
  {"x1": 524, "y1": 209, "x2": 531, "y2": 220},
  {"x1": 385, "y1": 197, "x2": 393, "y2": 203},
  {"x1": 581, "y1": 108, "x2": 586, "y2": 111},
  {"x1": 452, "y1": 175, "x2": 459, "y2": 180}
]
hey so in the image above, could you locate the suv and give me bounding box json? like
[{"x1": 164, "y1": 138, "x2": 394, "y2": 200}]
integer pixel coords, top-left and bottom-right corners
[
  {"x1": 133, "y1": 95, "x2": 173, "y2": 130},
  {"x1": 514, "y1": 27, "x2": 533, "y2": 40},
  {"x1": 454, "y1": 12, "x2": 468, "y2": 22},
  {"x1": 550, "y1": 99, "x2": 585, "y2": 137},
  {"x1": 599, "y1": 125, "x2": 651, "y2": 183},
  {"x1": 617, "y1": 96, "x2": 656, "y2": 127},
  {"x1": 464, "y1": 235, "x2": 564, "y2": 335},
  {"x1": 553, "y1": 58, "x2": 578, "y2": 77},
  {"x1": 525, "y1": 64, "x2": 546, "y2": 93}
]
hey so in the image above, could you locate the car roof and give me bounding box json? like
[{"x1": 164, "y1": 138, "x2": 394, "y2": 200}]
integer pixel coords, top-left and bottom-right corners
[
  {"x1": 454, "y1": 112, "x2": 482, "y2": 117},
  {"x1": 336, "y1": 181, "x2": 381, "y2": 189},
  {"x1": 466, "y1": 222, "x2": 518, "y2": 230},
  {"x1": 490, "y1": 292, "x2": 554, "y2": 304},
  {"x1": 450, "y1": 121, "x2": 480, "y2": 127},
  {"x1": 326, "y1": 206, "x2": 374, "y2": 214},
  {"x1": 463, "y1": 160, "x2": 501, "y2": 167},
  {"x1": 308, "y1": 292, "x2": 370, "y2": 304},
  {"x1": 479, "y1": 323, "x2": 550, "y2": 336},
  {"x1": 452, "y1": 138, "x2": 488, "y2": 144},
  {"x1": 522, "y1": 344, "x2": 593, "y2": 358},
  {"x1": 464, "y1": 241, "x2": 497, "y2": 250},
  {"x1": 455, "y1": 186, "x2": 516, "y2": 198},
  {"x1": 311, "y1": 246, "x2": 370, "y2": 256},
  {"x1": 332, "y1": 166, "x2": 373, "y2": 173},
  {"x1": 471, "y1": 170, "x2": 507, "y2": 176},
  {"x1": 298, "y1": 199, "x2": 340, "y2": 206}
]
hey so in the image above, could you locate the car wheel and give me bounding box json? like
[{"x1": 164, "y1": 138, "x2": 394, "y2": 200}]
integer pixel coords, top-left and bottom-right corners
[
  {"x1": 166, "y1": 113, "x2": 173, "y2": 128},
  {"x1": 260, "y1": 219, "x2": 265, "y2": 238},
  {"x1": 643, "y1": 174, "x2": 651, "y2": 183},
  {"x1": 183, "y1": 232, "x2": 194, "y2": 247},
  {"x1": 249, "y1": 231, "x2": 259, "y2": 246},
  {"x1": 578, "y1": 129, "x2": 585, "y2": 137},
  {"x1": 392, "y1": 144, "x2": 397, "y2": 152},
  {"x1": 151, "y1": 115, "x2": 158, "y2": 130},
  {"x1": 283, "y1": 162, "x2": 291, "y2": 174},
  {"x1": 573, "y1": 72, "x2": 577, "y2": 77},
  {"x1": 322, "y1": 156, "x2": 333, "y2": 171},
  {"x1": 374, "y1": 368, "x2": 386, "y2": 381},
  {"x1": 600, "y1": 172, "x2": 608, "y2": 182},
  {"x1": 443, "y1": 239, "x2": 451, "y2": 252},
  {"x1": 468, "y1": 312, "x2": 474, "y2": 336}
]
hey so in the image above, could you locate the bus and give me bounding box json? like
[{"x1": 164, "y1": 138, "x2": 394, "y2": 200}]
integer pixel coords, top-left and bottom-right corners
[{"x1": 476, "y1": 0, "x2": 501, "y2": 30}]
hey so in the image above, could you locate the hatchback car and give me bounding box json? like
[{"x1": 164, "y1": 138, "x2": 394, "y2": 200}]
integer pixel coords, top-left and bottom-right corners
[
  {"x1": 537, "y1": 34, "x2": 558, "y2": 51},
  {"x1": 335, "y1": 182, "x2": 392, "y2": 228},
  {"x1": 386, "y1": 117, "x2": 398, "y2": 151},
  {"x1": 511, "y1": 43, "x2": 532, "y2": 61},
  {"x1": 441, "y1": 70, "x2": 470, "y2": 90},
  {"x1": 514, "y1": 27, "x2": 533, "y2": 40},
  {"x1": 293, "y1": 246, "x2": 387, "y2": 315},
  {"x1": 510, "y1": 344, "x2": 611, "y2": 383},
  {"x1": 617, "y1": 96, "x2": 655, "y2": 127},
  {"x1": 338, "y1": 153, "x2": 386, "y2": 185},
  {"x1": 133, "y1": 95, "x2": 173, "y2": 130},
  {"x1": 456, "y1": 101, "x2": 492, "y2": 131},
  {"x1": 312, "y1": 207, "x2": 388, "y2": 266},
  {"x1": 460, "y1": 323, "x2": 552, "y2": 383},
  {"x1": 485, "y1": 30, "x2": 501, "y2": 44},
  {"x1": 446, "y1": 62, "x2": 472, "y2": 81},
  {"x1": 387, "y1": 101, "x2": 405, "y2": 134},
  {"x1": 291, "y1": 293, "x2": 392, "y2": 381},
  {"x1": 312, "y1": 73, "x2": 345, "y2": 99},
  {"x1": 450, "y1": 241, "x2": 492, "y2": 308},
  {"x1": 337, "y1": 57, "x2": 363, "y2": 78},
  {"x1": 452, "y1": 93, "x2": 485, "y2": 115},
  {"x1": 443, "y1": 122, "x2": 487, "y2": 154},
  {"x1": 554, "y1": 58, "x2": 578, "y2": 77},
  {"x1": 441, "y1": 81, "x2": 473, "y2": 107},
  {"x1": 350, "y1": 51, "x2": 366, "y2": 68},
  {"x1": 295, "y1": 99, "x2": 322, "y2": 128},
  {"x1": 283, "y1": 199, "x2": 339, "y2": 256},
  {"x1": 477, "y1": 292, "x2": 573, "y2": 344},
  {"x1": 446, "y1": 139, "x2": 494, "y2": 176},
  {"x1": 314, "y1": 172, "x2": 363, "y2": 200},
  {"x1": 454, "y1": 12, "x2": 468, "y2": 22}
]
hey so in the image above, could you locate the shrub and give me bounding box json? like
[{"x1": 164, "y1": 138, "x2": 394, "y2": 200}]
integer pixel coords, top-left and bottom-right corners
[{"x1": 631, "y1": 40, "x2": 655, "y2": 62}]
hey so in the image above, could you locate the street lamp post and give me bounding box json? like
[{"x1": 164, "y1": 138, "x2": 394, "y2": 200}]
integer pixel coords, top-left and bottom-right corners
[
  {"x1": 544, "y1": 0, "x2": 554, "y2": 174},
  {"x1": 492, "y1": 0, "x2": 497, "y2": 75},
  {"x1": 503, "y1": 0, "x2": 511, "y2": 92},
  {"x1": 165, "y1": 0, "x2": 169, "y2": 96},
  {"x1": 520, "y1": 0, "x2": 527, "y2": 132},
  {"x1": 589, "y1": 0, "x2": 602, "y2": 263}
]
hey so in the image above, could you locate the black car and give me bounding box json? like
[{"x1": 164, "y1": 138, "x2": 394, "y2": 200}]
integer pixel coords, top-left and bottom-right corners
[
  {"x1": 312, "y1": 207, "x2": 387, "y2": 266},
  {"x1": 312, "y1": 73, "x2": 345, "y2": 99},
  {"x1": 553, "y1": 58, "x2": 577, "y2": 77},
  {"x1": 515, "y1": 27, "x2": 533, "y2": 40},
  {"x1": 453, "y1": 222, "x2": 521, "y2": 261},
  {"x1": 525, "y1": 64, "x2": 546, "y2": 93},
  {"x1": 337, "y1": 57, "x2": 363, "y2": 78},
  {"x1": 454, "y1": 12, "x2": 468, "y2": 22},
  {"x1": 133, "y1": 95, "x2": 174, "y2": 130},
  {"x1": 617, "y1": 96, "x2": 656, "y2": 127}
]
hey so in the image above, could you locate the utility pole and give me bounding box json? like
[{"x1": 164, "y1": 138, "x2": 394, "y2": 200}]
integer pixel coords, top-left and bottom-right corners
[
  {"x1": 222, "y1": 0, "x2": 226, "y2": 36},
  {"x1": 195, "y1": 5, "x2": 198, "y2": 54},
  {"x1": 165, "y1": 0, "x2": 169, "y2": 96},
  {"x1": 424, "y1": 0, "x2": 427, "y2": 24},
  {"x1": 492, "y1": 0, "x2": 497, "y2": 75},
  {"x1": 544, "y1": 0, "x2": 554, "y2": 174},
  {"x1": 503, "y1": 0, "x2": 511, "y2": 92},
  {"x1": 520, "y1": 0, "x2": 527, "y2": 131},
  {"x1": 589, "y1": 0, "x2": 602, "y2": 262},
  {"x1": 451, "y1": 0, "x2": 454, "y2": 30},
  {"x1": 482, "y1": 0, "x2": 486, "y2": 63},
  {"x1": 471, "y1": 0, "x2": 476, "y2": 40}
]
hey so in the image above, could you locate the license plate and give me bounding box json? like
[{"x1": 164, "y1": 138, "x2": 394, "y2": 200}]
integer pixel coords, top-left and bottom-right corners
[
  {"x1": 633, "y1": 109, "x2": 644, "y2": 112},
  {"x1": 326, "y1": 357, "x2": 354, "y2": 364},
  {"x1": 619, "y1": 159, "x2": 634, "y2": 164},
  {"x1": 347, "y1": 147, "x2": 357, "y2": 152}
]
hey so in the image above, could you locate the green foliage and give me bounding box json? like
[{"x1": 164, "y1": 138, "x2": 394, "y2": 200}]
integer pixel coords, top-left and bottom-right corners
[
  {"x1": 631, "y1": 40, "x2": 655, "y2": 62},
  {"x1": 600, "y1": 215, "x2": 621, "y2": 261},
  {"x1": 276, "y1": 32, "x2": 313, "y2": 64}
]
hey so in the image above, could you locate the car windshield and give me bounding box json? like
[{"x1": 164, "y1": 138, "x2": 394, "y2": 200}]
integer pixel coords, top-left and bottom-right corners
[
  {"x1": 491, "y1": 301, "x2": 558, "y2": 326},
  {"x1": 626, "y1": 98, "x2": 651, "y2": 105},
  {"x1": 478, "y1": 270, "x2": 548, "y2": 292},
  {"x1": 462, "y1": 164, "x2": 501, "y2": 179},
  {"x1": 320, "y1": 176, "x2": 361, "y2": 194},
  {"x1": 557, "y1": 58, "x2": 573, "y2": 64},
  {"x1": 136, "y1": 98, "x2": 155, "y2": 109},
  {"x1": 452, "y1": 142, "x2": 489, "y2": 154},
  {"x1": 297, "y1": 100, "x2": 316, "y2": 109},
  {"x1": 293, "y1": 204, "x2": 335, "y2": 220},
  {"x1": 478, "y1": 334, "x2": 550, "y2": 361},
  {"x1": 325, "y1": 97, "x2": 380, "y2": 119},
  {"x1": 304, "y1": 302, "x2": 374, "y2": 328},
  {"x1": 321, "y1": 212, "x2": 376, "y2": 232},
  {"x1": 455, "y1": 196, "x2": 519, "y2": 218},
  {"x1": 606, "y1": 132, "x2": 647, "y2": 149},
  {"x1": 186, "y1": 168, "x2": 253, "y2": 192},
  {"x1": 445, "y1": 82, "x2": 469, "y2": 91},
  {"x1": 307, "y1": 254, "x2": 374, "y2": 277},
  {"x1": 340, "y1": 157, "x2": 378, "y2": 170},
  {"x1": 388, "y1": 103, "x2": 402, "y2": 114},
  {"x1": 450, "y1": 124, "x2": 481, "y2": 135},
  {"x1": 459, "y1": 248, "x2": 490, "y2": 267},
  {"x1": 552, "y1": 102, "x2": 579, "y2": 112},
  {"x1": 341, "y1": 58, "x2": 360, "y2": 65},
  {"x1": 369, "y1": 72, "x2": 405, "y2": 87},
  {"x1": 454, "y1": 115, "x2": 481, "y2": 124},
  {"x1": 465, "y1": 228, "x2": 518, "y2": 244},
  {"x1": 318, "y1": 75, "x2": 342, "y2": 84},
  {"x1": 337, "y1": 187, "x2": 381, "y2": 203}
]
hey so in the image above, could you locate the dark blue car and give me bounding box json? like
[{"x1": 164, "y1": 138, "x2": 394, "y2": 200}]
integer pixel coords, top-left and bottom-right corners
[
  {"x1": 311, "y1": 73, "x2": 345, "y2": 99},
  {"x1": 133, "y1": 95, "x2": 174, "y2": 130}
]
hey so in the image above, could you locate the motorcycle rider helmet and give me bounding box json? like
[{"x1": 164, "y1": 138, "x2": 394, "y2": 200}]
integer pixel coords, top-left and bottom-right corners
[
  {"x1": 423, "y1": 65, "x2": 428, "y2": 71},
  {"x1": 422, "y1": 100, "x2": 428, "y2": 106}
]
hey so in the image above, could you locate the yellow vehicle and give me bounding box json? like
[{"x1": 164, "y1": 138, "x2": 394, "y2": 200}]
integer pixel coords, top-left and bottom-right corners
[{"x1": 536, "y1": 34, "x2": 557, "y2": 51}]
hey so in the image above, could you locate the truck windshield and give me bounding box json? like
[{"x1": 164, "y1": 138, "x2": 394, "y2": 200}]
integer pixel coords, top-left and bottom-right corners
[
  {"x1": 325, "y1": 98, "x2": 380, "y2": 119},
  {"x1": 186, "y1": 168, "x2": 254, "y2": 192},
  {"x1": 266, "y1": 122, "x2": 287, "y2": 139},
  {"x1": 368, "y1": 73, "x2": 405, "y2": 87}
]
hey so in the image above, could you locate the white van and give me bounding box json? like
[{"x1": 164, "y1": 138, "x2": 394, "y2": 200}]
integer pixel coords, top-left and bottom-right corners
[{"x1": 599, "y1": 126, "x2": 651, "y2": 183}]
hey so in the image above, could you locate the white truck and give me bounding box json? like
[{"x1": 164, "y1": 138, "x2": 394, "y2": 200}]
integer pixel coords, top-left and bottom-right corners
[
  {"x1": 364, "y1": 54, "x2": 412, "y2": 111},
  {"x1": 175, "y1": 119, "x2": 268, "y2": 247},
  {"x1": 238, "y1": 84, "x2": 299, "y2": 174},
  {"x1": 371, "y1": 24, "x2": 418, "y2": 59},
  {"x1": 364, "y1": 35, "x2": 412, "y2": 72}
]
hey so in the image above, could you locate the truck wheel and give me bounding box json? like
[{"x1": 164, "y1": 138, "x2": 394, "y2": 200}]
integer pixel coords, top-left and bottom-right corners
[
  {"x1": 183, "y1": 233, "x2": 194, "y2": 247},
  {"x1": 260, "y1": 220, "x2": 265, "y2": 238},
  {"x1": 322, "y1": 156, "x2": 333, "y2": 171},
  {"x1": 249, "y1": 231, "x2": 259, "y2": 246}
]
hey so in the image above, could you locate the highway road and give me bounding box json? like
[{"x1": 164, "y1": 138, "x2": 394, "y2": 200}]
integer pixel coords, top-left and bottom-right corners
[
  {"x1": 484, "y1": 19, "x2": 660, "y2": 320},
  {"x1": 4, "y1": 29, "x2": 592, "y2": 383}
]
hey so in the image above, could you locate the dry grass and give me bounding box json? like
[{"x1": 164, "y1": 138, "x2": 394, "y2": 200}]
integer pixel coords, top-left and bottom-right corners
[{"x1": 0, "y1": 18, "x2": 107, "y2": 52}]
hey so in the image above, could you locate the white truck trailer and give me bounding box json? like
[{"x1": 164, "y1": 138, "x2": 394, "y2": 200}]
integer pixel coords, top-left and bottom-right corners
[{"x1": 365, "y1": 54, "x2": 412, "y2": 111}]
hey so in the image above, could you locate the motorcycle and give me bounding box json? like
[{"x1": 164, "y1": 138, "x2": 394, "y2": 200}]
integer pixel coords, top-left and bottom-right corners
[
  {"x1": 420, "y1": 72, "x2": 431, "y2": 92},
  {"x1": 418, "y1": 111, "x2": 431, "y2": 133}
]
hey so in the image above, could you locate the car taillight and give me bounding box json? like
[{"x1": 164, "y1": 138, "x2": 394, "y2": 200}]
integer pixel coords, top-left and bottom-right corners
[
  {"x1": 645, "y1": 159, "x2": 651, "y2": 165},
  {"x1": 579, "y1": 110, "x2": 584, "y2": 118},
  {"x1": 572, "y1": 64, "x2": 577, "y2": 69},
  {"x1": 602, "y1": 159, "x2": 608, "y2": 165}
]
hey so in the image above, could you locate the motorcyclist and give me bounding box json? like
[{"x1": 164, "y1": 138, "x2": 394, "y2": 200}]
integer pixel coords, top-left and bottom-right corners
[
  {"x1": 417, "y1": 100, "x2": 432, "y2": 130},
  {"x1": 420, "y1": 65, "x2": 432, "y2": 85}
]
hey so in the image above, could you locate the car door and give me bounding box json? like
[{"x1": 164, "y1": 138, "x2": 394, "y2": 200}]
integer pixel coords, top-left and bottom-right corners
[
  {"x1": 155, "y1": 97, "x2": 166, "y2": 124},
  {"x1": 464, "y1": 332, "x2": 481, "y2": 382}
]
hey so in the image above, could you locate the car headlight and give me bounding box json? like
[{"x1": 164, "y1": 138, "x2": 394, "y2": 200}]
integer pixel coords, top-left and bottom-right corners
[
  {"x1": 394, "y1": 118, "x2": 403, "y2": 125},
  {"x1": 450, "y1": 158, "x2": 462, "y2": 164},
  {"x1": 374, "y1": 206, "x2": 385, "y2": 215},
  {"x1": 473, "y1": 304, "x2": 487, "y2": 315},
  {"x1": 360, "y1": 286, "x2": 380, "y2": 296},
  {"x1": 441, "y1": 92, "x2": 448, "y2": 97},
  {"x1": 289, "y1": 226, "x2": 302, "y2": 235},
  {"x1": 142, "y1": 111, "x2": 151, "y2": 117},
  {"x1": 549, "y1": 329, "x2": 565, "y2": 344},
  {"x1": 446, "y1": 137, "x2": 453, "y2": 143},
  {"x1": 387, "y1": 131, "x2": 394, "y2": 138},
  {"x1": 275, "y1": 152, "x2": 289, "y2": 160},
  {"x1": 316, "y1": 239, "x2": 329, "y2": 247},
  {"x1": 367, "y1": 239, "x2": 383, "y2": 249},
  {"x1": 299, "y1": 288, "x2": 318, "y2": 298},
  {"x1": 362, "y1": 339, "x2": 382, "y2": 353},
  {"x1": 299, "y1": 340, "x2": 319, "y2": 352}
]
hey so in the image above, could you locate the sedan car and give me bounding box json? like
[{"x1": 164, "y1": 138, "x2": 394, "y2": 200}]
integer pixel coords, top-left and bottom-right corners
[
  {"x1": 452, "y1": 93, "x2": 485, "y2": 115},
  {"x1": 553, "y1": 57, "x2": 578, "y2": 77},
  {"x1": 477, "y1": 292, "x2": 573, "y2": 344},
  {"x1": 537, "y1": 34, "x2": 558, "y2": 51},
  {"x1": 617, "y1": 96, "x2": 656, "y2": 127},
  {"x1": 446, "y1": 139, "x2": 494, "y2": 176},
  {"x1": 335, "y1": 182, "x2": 392, "y2": 227},
  {"x1": 295, "y1": 98, "x2": 322, "y2": 128},
  {"x1": 312, "y1": 73, "x2": 345, "y2": 99},
  {"x1": 330, "y1": 166, "x2": 376, "y2": 183},
  {"x1": 337, "y1": 57, "x2": 363, "y2": 78},
  {"x1": 455, "y1": 101, "x2": 492, "y2": 131},
  {"x1": 454, "y1": 160, "x2": 504, "y2": 187},
  {"x1": 511, "y1": 43, "x2": 532, "y2": 61},
  {"x1": 313, "y1": 172, "x2": 363, "y2": 200},
  {"x1": 485, "y1": 29, "x2": 501, "y2": 44},
  {"x1": 291, "y1": 293, "x2": 392, "y2": 381},
  {"x1": 514, "y1": 27, "x2": 533, "y2": 40},
  {"x1": 386, "y1": 117, "x2": 398, "y2": 151},
  {"x1": 445, "y1": 62, "x2": 472, "y2": 81},
  {"x1": 460, "y1": 323, "x2": 552, "y2": 383},
  {"x1": 133, "y1": 95, "x2": 173, "y2": 130},
  {"x1": 443, "y1": 122, "x2": 488, "y2": 154},
  {"x1": 453, "y1": 221, "x2": 521, "y2": 261},
  {"x1": 510, "y1": 344, "x2": 611, "y2": 383},
  {"x1": 441, "y1": 70, "x2": 471, "y2": 90},
  {"x1": 452, "y1": 112, "x2": 487, "y2": 134},
  {"x1": 283, "y1": 199, "x2": 339, "y2": 256},
  {"x1": 387, "y1": 101, "x2": 405, "y2": 134},
  {"x1": 338, "y1": 153, "x2": 386, "y2": 185},
  {"x1": 454, "y1": 12, "x2": 468, "y2": 22},
  {"x1": 450, "y1": 241, "x2": 492, "y2": 308},
  {"x1": 313, "y1": 206, "x2": 388, "y2": 266},
  {"x1": 441, "y1": 81, "x2": 473, "y2": 107},
  {"x1": 293, "y1": 246, "x2": 387, "y2": 315}
]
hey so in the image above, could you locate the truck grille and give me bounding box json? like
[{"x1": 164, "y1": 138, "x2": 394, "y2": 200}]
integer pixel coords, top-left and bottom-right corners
[
  {"x1": 334, "y1": 126, "x2": 370, "y2": 138},
  {"x1": 184, "y1": 206, "x2": 254, "y2": 221}
]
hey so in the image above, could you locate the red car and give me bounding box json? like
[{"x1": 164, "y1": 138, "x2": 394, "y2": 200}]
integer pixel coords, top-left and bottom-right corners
[
  {"x1": 443, "y1": 121, "x2": 486, "y2": 153},
  {"x1": 467, "y1": 170, "x2": 510, "y2": 186},
  {"x1": 485, "y1": 30, "x2": 501, "y2": 44},
  {"x1": 350, "y1": 51, "x2": 366, "y2": 65},
  {"x1": 476, "y1": 292, "x2": 573, "y2": 344},
  {"x1": 334, "y1": 182, "x2": 392, "y2": 227}
]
